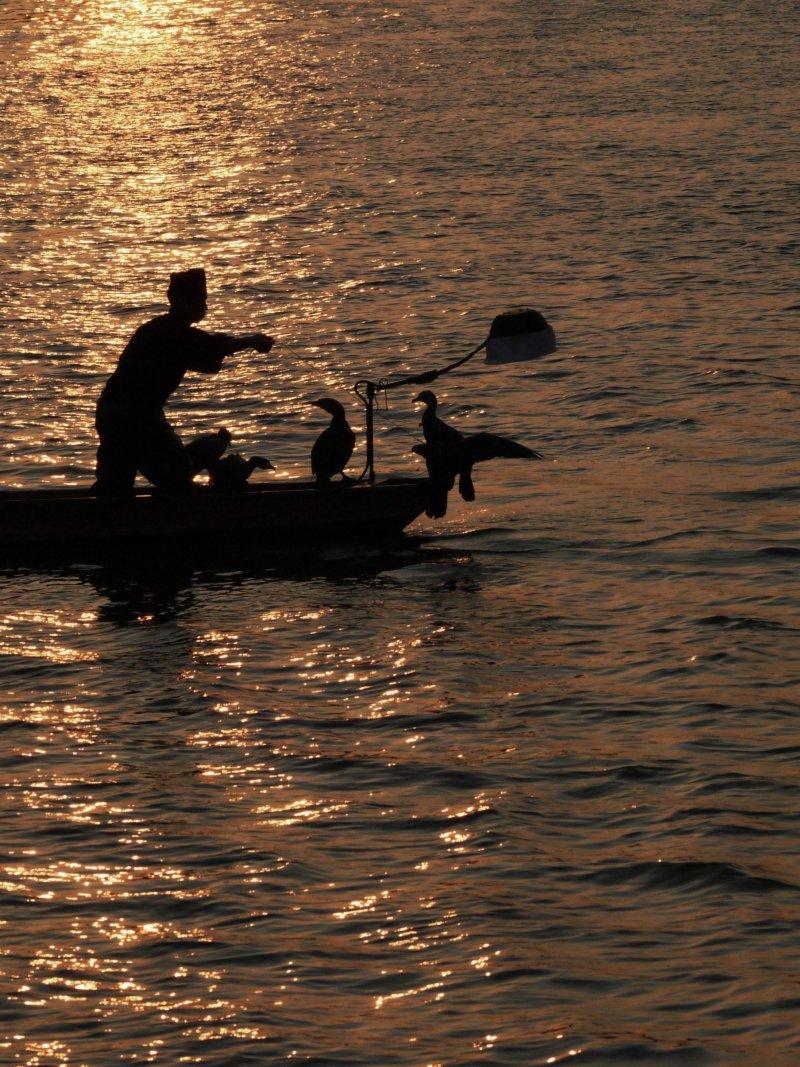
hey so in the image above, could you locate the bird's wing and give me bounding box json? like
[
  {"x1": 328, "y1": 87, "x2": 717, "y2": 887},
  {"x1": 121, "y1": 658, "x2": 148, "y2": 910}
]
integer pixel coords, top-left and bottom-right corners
[
  {"x1": 342, "y1": 423, "x2": 356, "y2": 462},
  {"x1": 186, "y1": 433, "x2": 227, "y2": 470},
  {"x1": 422, "y1": 409, "x2": 463, "y2": 448},
  {"x1": 310, "y1": 428, "x2": 331, "y2": 477},
  {"x1": 330, "y1": 424, "x2": 355, "y2": 471},
  {"x1": 312, "y1": 424, "x2": 355, "y2": 478},
  {"x1": 464, "y1": 433, "x2": 543, "y2": 463},
  {"x1": 437, "y1": 417, "x2": 464, "y2": 447}
]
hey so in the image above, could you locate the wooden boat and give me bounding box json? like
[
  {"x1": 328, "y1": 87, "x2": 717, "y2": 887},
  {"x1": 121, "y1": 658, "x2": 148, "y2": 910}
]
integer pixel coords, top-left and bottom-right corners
[
  {"x1": 0, "y1": 309, "x2": 555, "y2": 566},
  {"x1": 0, "y1": 477, "x2": 429, "y2": 563}
]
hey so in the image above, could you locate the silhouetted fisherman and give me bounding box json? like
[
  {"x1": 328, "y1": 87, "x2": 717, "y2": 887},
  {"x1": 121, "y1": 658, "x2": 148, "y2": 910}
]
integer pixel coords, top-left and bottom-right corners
[
  {"x1": 310, "y1": 398, "x2": 355, "y2": 484},
  {"x1": 412, "y1": 390, "x2": 542, "y2": 516},
  {"x1": 93, "y1": 269, "x2": 274, "y2": 495}
]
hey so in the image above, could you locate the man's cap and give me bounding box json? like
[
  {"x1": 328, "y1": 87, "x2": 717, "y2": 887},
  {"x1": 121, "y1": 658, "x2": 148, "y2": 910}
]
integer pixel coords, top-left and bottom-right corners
[{"x1": 167, "y1": 268, "x2": 207, "y2": 302}]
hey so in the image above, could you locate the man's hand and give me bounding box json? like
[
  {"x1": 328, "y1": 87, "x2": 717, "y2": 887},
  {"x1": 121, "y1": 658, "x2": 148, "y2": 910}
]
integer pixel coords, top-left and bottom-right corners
[{"x1": 251, "y1": 333, "x2": 274, "y2": 354}]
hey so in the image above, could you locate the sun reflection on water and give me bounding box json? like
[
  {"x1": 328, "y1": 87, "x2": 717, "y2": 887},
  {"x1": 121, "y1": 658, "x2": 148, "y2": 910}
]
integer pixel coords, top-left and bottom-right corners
[
  {"x1": 3, "y1": 0, "x2": 798, "y2": 1057},
  {"x1": 74, "y1": 0, "x2": 194, "y2": 58}
]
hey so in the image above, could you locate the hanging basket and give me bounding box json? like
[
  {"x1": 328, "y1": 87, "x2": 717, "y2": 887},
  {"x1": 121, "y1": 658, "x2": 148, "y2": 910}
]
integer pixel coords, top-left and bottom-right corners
[{"x1": 485, "y1": 308, "x2": 557, "y2": 364}]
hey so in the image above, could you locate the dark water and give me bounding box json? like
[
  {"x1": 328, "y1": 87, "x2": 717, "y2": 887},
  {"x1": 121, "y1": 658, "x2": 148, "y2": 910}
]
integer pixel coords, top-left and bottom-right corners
[{"x1": 1, "y1": 1, "x2": 799, "y2": 1063}]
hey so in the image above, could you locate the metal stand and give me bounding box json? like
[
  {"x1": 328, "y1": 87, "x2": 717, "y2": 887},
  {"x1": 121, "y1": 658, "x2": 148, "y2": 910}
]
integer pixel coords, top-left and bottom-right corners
[{"x1": 354, "y1": 338, "x2": 487, "y2": 483}]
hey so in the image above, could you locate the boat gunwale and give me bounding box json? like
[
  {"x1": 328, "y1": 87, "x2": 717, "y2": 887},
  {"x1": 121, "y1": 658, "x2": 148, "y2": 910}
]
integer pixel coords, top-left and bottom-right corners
[{"x1": 0, "y1": 475, "x2": 427, "y2": 503}]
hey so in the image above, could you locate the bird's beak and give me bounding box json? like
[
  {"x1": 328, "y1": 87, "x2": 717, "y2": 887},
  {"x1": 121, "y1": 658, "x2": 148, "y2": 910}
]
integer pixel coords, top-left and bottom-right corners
[
  {"x1": 310, "y1": 400, "x2": 324, "y2": 408},
  {"x1": 413, "y1": 393, "x2": 424, "y2": 403}
]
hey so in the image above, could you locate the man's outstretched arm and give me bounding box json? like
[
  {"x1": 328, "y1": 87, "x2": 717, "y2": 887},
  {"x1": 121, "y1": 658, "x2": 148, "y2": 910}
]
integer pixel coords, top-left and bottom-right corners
[
  {"x1": 185, "y1": 330, "x2": 275, "y2": 373},
  {"x1": 221, "y1": 333, "x2": 274, "y2": 355}
]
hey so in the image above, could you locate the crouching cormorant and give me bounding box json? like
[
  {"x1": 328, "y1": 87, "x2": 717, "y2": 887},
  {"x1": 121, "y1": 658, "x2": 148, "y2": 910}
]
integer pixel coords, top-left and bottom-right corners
[
  {"x1": 186, "y1": 428, "x2": 233, "y2": 474},
  {"x1": 186, "y1": 427, "x2": 273, "y2": 490},
  {"x1": 209, "y1": 453, "x2": 274, "y2": 491},
  {"x1": 310, "y1": 398, "x2": 355, "y2": 484},
  {"x1": 412, "y1": 391, "x2": 542, "y2": 516}
]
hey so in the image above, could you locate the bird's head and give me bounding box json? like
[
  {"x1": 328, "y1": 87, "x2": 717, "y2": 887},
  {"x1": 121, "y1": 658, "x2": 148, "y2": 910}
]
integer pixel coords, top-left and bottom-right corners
[
  {"x1": 414, "y1": 390, "x2": 437, "y2": 409},
  {"x1": 312, "y1": 397, "x2": 345, "y2": 419},
  {"x1": 250, "y1": 456, "x2": 275, "y2": 471},
  {"x1": 217, "y1": 427, "x2": 233, "y2": 445}
]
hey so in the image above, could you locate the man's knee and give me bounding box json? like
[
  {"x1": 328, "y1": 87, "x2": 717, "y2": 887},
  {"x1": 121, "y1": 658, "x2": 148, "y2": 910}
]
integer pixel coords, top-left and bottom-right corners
[
  {"x1": 138, "y1": 440, "x2": 194, "y2": 492},
  {"x1": 94, "y1": 442, "x2": 136, "y2": 495}
]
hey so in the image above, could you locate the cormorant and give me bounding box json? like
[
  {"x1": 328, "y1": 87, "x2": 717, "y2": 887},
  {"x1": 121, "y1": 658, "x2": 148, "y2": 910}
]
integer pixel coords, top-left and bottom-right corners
[
  {"x1": 411, "y1": 391, "x2": 542, "y2": 515},
  {"x1": 186, "y1": 427, "x2": 232, "y2": 474},
  {"x1": 209, "y1": 453, "x2": 274, "y2": 491},
  {"x1": 413, "y1": 390, "x2": 462, "y2": 511},
  {"x1": 415, "y1": 390, "x2": 463, "y2": 453},
  {"x1": 310, "y1": 398, "x2": 355, "y2": 484}
]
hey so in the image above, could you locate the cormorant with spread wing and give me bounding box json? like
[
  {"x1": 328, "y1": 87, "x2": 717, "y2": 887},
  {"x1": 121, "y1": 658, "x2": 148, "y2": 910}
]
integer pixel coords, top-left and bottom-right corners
[
  {"x1": 310, "y1": 398, "x2": 355, "y2": 484},
  {"x1": 412, "y1": 390, "x2": 542, "y2": 516}
]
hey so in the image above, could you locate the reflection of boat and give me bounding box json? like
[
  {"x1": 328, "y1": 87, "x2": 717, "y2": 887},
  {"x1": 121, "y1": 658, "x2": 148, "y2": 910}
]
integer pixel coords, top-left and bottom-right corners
[
  {"x1": 78, "y1": 541, "x2": 466, "y2": 625},
  {"x1": 0, "y1": 477, "x2": 429, "y2": 563}
]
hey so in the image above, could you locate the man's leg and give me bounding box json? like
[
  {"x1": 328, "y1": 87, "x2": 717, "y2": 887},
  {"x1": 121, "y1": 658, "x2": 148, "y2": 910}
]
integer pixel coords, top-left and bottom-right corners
[
  {"x1": 93, "y1": 403, "x2": 137, "y2": 495},
  {"x1": 137, "y1": 411, "x2": 194, "y2": 493}
]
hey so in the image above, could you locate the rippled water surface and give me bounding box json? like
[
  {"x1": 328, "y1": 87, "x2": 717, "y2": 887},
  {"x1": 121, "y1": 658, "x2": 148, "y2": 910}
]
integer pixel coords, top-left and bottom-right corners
[{"x1": 1, "y1": 1, "x2": 799, "y2": 1063}]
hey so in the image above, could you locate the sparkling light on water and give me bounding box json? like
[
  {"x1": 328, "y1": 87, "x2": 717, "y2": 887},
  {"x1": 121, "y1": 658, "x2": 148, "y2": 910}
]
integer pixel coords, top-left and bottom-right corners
[{"x1": 1, "y1": 0, "x2": 799, "y2": 1064}]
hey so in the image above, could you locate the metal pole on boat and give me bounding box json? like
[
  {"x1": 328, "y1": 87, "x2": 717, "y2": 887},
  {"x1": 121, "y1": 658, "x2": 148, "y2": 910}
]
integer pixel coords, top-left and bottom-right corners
[
  {"x1": 354, "y1": 378, "x2": 378, "y2": 483},
  {"x1": 365, "y1": 381, "x2": 376, "y2": 483},
  {"x1": 354, "y1": 308, "x2": 556, "y2": 483}
]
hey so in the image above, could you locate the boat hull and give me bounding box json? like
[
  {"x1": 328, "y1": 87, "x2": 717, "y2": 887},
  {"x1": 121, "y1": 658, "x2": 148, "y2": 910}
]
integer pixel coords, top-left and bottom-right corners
[{"x1": 0, "y1": 478, "x2": 429, "y2": 564}]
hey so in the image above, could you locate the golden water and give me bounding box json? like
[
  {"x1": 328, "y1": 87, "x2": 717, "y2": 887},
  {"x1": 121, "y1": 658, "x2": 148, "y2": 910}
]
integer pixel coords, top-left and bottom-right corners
[{"x1": 0, "y1": 1, "x2": 798, "y2": 1063}]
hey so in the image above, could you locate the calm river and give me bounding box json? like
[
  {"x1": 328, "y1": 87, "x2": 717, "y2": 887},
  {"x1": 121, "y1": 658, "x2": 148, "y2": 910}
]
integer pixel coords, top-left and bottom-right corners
[{"x1": 0, "y1": 1, "x2": 798, "y2": 1063}]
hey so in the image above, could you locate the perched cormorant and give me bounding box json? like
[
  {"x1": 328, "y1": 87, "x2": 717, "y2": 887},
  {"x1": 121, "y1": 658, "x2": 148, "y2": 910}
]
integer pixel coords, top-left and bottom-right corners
[
  {"x1": 412, "y1": 391, "x2": 542, "y2": 515},
  {"x1": 209, "y1": 453, "x2": 274, "y2": 491},
  {"x1": 186, "y1": 427, "x2": 232, "y2": 474},
  {"x1": 310, "y1": 398, "x2": 355, "y2": 484}
]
